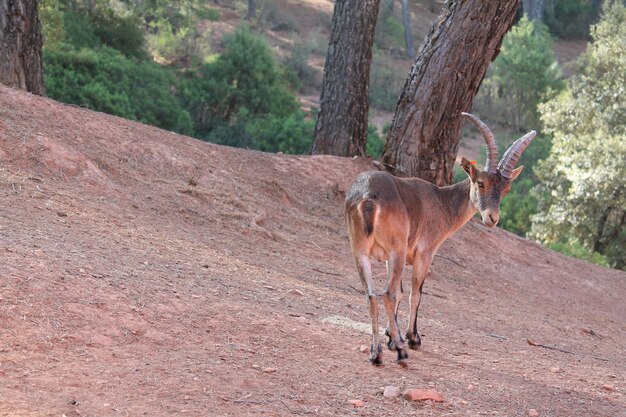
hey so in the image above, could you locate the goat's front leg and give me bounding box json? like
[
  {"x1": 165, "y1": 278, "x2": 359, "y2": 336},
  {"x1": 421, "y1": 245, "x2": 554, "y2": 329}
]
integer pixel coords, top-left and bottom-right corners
[
  {"x1": 406, "y1": 252, "x2": 433, "y2": 350},
  {"x1": 381, "y1": 250, "x2": 408, "y2": 365}
]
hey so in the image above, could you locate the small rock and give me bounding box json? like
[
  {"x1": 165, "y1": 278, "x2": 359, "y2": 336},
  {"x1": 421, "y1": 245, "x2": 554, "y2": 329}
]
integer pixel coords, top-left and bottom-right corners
[
  {"x1": 383, "y1": 386, "x2": 401, "y2": 399},
  {"x1": 359, "y1": 345, "x2": 369, "y2": 354},
  {"x1": 602, "y1": 384, "x2": 615, "y2": 392},
  {"x1": 403, "y1": 388, "x2": 444, "y2": 402},
  {"x1": 262, "y1": 367, "x2": 277, "y2": 373},
  {"x1": 288, "y1": 289, "x2": 304, "y2": 296},
  {"x1": 528, "y1": 409, "x2": 539, "y2": 417},
  {"x1": 550, "y1": 367, "x2": 561, "y2": 373},
  {"x1": 347, "y1": 399, "x2": 364, "y2": 408}
]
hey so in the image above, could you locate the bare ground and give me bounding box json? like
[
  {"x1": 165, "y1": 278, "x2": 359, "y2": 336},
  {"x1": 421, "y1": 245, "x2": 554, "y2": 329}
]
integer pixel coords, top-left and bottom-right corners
[{"x1": 1, "y1": 86, "x2": 625, "y2": 417}]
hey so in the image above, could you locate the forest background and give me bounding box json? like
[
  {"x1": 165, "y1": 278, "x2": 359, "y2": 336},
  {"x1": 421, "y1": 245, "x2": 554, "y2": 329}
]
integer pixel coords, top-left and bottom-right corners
[{"x1": 38, "y1": 0, "x2": 625, "y2": 269}]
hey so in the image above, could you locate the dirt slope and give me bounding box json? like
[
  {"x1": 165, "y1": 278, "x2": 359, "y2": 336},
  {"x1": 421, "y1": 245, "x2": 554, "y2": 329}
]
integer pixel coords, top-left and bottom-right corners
[{"x1": 0, "y1": 86, "x2": 624, "y2": 417}]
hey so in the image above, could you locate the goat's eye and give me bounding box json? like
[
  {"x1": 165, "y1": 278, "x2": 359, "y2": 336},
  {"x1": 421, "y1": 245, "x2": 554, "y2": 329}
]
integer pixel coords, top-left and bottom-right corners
[{"x1": 477, "y1": 181, "x2": 484, "y2": 188}]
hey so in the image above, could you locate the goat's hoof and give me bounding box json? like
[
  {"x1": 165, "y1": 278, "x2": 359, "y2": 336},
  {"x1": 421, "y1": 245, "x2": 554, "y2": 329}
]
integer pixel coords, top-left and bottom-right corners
[
  {"x1": 385, "y1": 328, "x2": 397, "y2": 351},
  {"x1": 407, "y1": 338, "x2": 421, "y2": 350},
  {"x1": 406, "y1": 332, "x2": 421, "y2": 350},
  {"x1": 370, "y1": 343, "x2": 383, "y2": 366},
  {"x1": 397, "y1": 349, "x2": 409, "y2": 367}
]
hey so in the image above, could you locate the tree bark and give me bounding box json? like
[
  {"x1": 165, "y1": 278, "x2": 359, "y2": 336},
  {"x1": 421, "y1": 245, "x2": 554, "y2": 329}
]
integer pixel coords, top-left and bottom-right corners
[
  {"x1": 400, "y1": 0, "x2": 414, "y2": 58},
  {"x1": 0, "y1": 0, "x2": 45, "y2": 96},
  {"x1": 244, "y1": 0, "x2": 256, "y2": 20},
  {"x1": 522, "y1": 0, "x2": 544, "y2": 21},
  {"x1": 311, "y1": 0, "x2": 380, "y2": 157},
  {"x1": 381, "y1": 0, "x2": 519, "y2": 185}
]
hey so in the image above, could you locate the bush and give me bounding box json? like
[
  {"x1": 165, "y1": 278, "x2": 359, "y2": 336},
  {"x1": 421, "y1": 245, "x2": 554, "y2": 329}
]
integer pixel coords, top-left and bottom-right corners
[
  {"x1": 544, "y1": 0, "x2": 597, "y2": 39},
  {"x1": 45, "y1": 46, "x2": 193, "y2": 134},
  {"x1": 184, "y1": 28, "x2": 298, "y2": 141},
  {"x1": 245, "y1": 111, "x2": 315, "y2": 154},
  {"x1": 283, "y1": 41, "x2": 319, "y2": 92},
  {"x1": 547, "y1": 242, "x2": 609, "y2": 267},
  {"x1": 366, "y1": 125, "x2": 385, "y2": 158},
  {"x1": 374, "y1": 2, "x2": 405, "y2": 52},
  {"x1": 369, "y1": 49, "x2": 404, "y2": 111},
  {"x1": 531, "y1": 2, "x2": 626, "y2": 270},
  {"x1": 474, "y1": 16, "x2": 564, "y2": 131},
  {"x1": 40, "y1": 0, "x2": 65, "y2": 51},
  {"x1": 58, "y1": 3, "x2": 146, "y2": 59}
]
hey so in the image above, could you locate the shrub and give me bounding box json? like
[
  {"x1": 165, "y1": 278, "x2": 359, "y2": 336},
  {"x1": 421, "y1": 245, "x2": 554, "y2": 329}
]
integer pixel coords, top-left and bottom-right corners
[
  {"x1": 474, "y1": 16, "x2": 564, "y2": 131},
  {"x1": 284, "y1": 41, "x2": 319, "y2": 92},
  {"x1": 366, "y1": 124, "x2": 385, "y2": 158},
  {"x1": 369, "y1": 49, "x2": 404, "y2": 111},
  {"x1": 44, "y1": 47, "x2": 193, "y2": 134},
  {"x1": 544, "y1": 0, "x2": 597, "y2": 39},
  {"x1": 531, "y1": 2, "x2": 626, "y2": 269},
  {"x1": 182, "y1": 27, "x2": 298, "y2": 133}
]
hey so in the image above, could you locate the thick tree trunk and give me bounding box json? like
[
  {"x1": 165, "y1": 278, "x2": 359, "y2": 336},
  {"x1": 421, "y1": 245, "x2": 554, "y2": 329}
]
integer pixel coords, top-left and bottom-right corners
[
  {"x1": 522, "y1": 0, "x2": 544, "y2": 21},
  {"x1": 0, "y1": 0, "x2": 45, "y2": 96},
  {"x1": 381, "y1": 0, "x2": 519, "y2": 185},
  {"x1": 400, "y1": 0, "x2": 414, "y2": 58},
  {"x1": 311, "y1": 0, "x2": 380, "y2": 157}
]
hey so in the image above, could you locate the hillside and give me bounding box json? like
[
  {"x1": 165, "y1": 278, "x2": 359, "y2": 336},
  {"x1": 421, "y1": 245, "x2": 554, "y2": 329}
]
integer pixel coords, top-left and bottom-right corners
[{"x1": 0, "y1": 85, "x2": 625, "y2": 416}]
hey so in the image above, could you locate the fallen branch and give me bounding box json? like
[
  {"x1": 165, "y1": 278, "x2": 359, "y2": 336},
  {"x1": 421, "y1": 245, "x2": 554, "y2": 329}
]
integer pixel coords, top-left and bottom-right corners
[
  {"x1": 434, "y1": 254, "x2": 466, "y2": 268},
  {"x1": 422, "y1": 291, "x2": 448, "y2": 299},
  {"x1": 312, "y1": 267, "x2": 342, "y2": 277},
  {"x1": 527, "y1": 339, "x2": 609, "y2": 362}
]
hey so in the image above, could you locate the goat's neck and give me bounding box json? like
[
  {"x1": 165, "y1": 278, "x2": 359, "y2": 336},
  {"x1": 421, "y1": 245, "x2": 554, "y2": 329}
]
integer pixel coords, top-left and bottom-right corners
[{"x1": 440, "y1": 178, "x2": 476, "y2": 232}]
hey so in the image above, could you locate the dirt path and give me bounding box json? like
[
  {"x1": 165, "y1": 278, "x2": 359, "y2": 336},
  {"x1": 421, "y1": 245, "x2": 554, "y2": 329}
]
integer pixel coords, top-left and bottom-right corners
[{"x1": 1, "y1": 86, "x2": 624, "y2": 416}]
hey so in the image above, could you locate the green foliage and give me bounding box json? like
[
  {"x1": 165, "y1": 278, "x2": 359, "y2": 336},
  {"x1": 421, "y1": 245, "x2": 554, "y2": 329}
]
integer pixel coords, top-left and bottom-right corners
[
  {"x1": 181, "y1": 27, "x2": 310, "y2": 154},
  {"x1": 544, "y1": 0, "x2": 596, "y2": 39},
  {"x1": 40, "y1": 0, "x2": 65, "y2": 50},
  {"x1": 42, "y1": 3, "x2": 311, "y2": 155},
  {"x1": 547, "y1": 241, "x2": 609, "y2": 267},
  {"x1": 52, "y1": 2, "x2": 146, "y2": 58},
  {"x1": 133, "y1": 0, "x2": 218, "y2": 63},
  {"x1": 500, "y1": 178, "x2": 539, "y2": 236},
  {"x1": 369, "y1": 49, "x2": 404, "y2": 111},
  {"x1": 531, "y1": 2, "x2": 626, "y2": 270},
  {"x1": 244, "y1": 111, "x2": 315, "y2": 154},
  {"x1": 45, "y1": 47, "x2": 193, "y2": 134},
  {"x1": 283, "y1": 41, "x2": 319, "y2": 92},
  {"x1": 91, "y1": 9, "x2": 147, "y2": 59},
  {"x1": 366, "y1": 125, "x2": 385, "y2": 158},
  {"x1": 374, "y1": 2, "x2": 405, "y2": 52},
  {"x1": 475, "y1": 16, "x2": 564, "y2": 131}
]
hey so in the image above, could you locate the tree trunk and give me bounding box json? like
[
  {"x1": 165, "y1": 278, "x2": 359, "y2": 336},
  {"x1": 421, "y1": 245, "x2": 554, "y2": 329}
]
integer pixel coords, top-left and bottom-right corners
[
  {"x1": 381, "y1": 0, "x2": 519, "y2": 185},
  {"x1": 244, "y1": 0, "x2": 256, "y2": 20},
  {"x1": 0, "y1": 0, "x2": 45, "y2": 96},
  {"x1": 400, "y1": 0, "x2": 414, "y2": 58},
  {"x1": 522, "y1": 0, "x2": 544, "y2": 21},
  {"x1": 311, "y1": 0, "x2": 380, "y2": 157}
]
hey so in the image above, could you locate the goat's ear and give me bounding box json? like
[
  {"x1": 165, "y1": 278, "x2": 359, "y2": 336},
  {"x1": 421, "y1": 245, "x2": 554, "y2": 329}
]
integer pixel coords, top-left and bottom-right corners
[
  {"x1": 460, "y1": 157, "x2": 478, "y2": 181},
  {"x1": 509, "y1": 165, "x2": 524, "y2": 181}
]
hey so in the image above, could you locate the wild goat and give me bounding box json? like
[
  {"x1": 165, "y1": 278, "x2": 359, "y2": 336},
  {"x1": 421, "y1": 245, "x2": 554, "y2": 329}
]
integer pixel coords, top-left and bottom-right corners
[{"x1": 345, "y1": 113, "x2": 536, "y2": 366}]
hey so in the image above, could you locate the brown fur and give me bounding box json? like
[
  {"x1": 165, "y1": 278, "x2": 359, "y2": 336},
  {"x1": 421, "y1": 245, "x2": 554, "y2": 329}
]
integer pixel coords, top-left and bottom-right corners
[{"x1": 345, "y1": 162, "x2": 522, "y2": 366}]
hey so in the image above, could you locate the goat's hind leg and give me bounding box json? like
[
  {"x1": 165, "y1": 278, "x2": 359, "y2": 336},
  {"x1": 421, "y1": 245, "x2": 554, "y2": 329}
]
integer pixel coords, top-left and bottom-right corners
[
  {"x1": 406, "y1": 253, "x2": 433, "y2": 350},
  {"x1": 356, "y1": 255, "x2": 382, "y2": 365},
  {"x1": 382, "y1": 250, "x2": 408, "y2": 366}
]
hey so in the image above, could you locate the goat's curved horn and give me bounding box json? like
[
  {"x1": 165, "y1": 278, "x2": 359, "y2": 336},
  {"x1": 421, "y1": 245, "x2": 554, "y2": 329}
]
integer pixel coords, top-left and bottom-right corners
[
  {"x1": 461, "y1": 112, "x2": 498, "y2": 174},
  {"x1": 498, "y1": 130, "x2": 537, "y2": 179}
]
